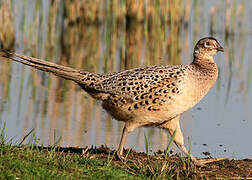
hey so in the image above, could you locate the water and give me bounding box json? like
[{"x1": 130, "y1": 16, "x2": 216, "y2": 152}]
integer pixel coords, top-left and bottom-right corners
[{"x1": 0, "y1": 0, "x2": 251, "y2": 159}]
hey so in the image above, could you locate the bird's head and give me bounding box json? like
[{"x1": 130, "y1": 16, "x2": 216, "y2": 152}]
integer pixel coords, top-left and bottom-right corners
[{"x1": 193, "y1": 37, "x2": 224, "y2": 60}]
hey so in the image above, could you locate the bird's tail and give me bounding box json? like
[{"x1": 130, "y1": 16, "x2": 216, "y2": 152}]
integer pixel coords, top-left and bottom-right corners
[{"x1": 0, "y1": 49, "x2": 96, "y2": 85}]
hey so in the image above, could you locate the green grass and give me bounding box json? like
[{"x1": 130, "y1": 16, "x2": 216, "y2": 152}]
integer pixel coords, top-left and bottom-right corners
[
  {"x1": 0, "y1": 122, "x2": 251, "y2": 179},
  {"x1": 1, "y1": 124, "x2": 251, "y2": 179},
  {"x1": 0, "y1": 123, "x2": 134, "y2": 179},
  {"x1": 0, "y1": 143, "x2": 200, "y2": 179},
  {"x1": 0, "y1": 123, "x2": 198, "y2": 179},
  {"x1": 0, "y1": 144, "x2": 137, "y2": 179}
]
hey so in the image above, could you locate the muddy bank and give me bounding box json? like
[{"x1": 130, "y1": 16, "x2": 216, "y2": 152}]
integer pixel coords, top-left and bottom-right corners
[{"x1": 45, "y1": 145, "x2": 252, "y2": 179}]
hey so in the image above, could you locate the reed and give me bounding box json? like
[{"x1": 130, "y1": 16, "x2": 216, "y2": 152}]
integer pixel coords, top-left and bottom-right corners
[{"x1": 0, "y1": 0, "x2": 14, "y2": 50}]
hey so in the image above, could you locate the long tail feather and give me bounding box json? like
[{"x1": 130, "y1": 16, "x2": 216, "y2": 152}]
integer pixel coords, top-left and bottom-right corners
[{"x1": 0, "y1": 49, "x2": 89, "y2": 84}]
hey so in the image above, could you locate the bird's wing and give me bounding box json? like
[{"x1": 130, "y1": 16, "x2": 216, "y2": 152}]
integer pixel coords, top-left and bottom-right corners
[{"x1": 94, "y1": 65, "x2": 187, "y2": 101}]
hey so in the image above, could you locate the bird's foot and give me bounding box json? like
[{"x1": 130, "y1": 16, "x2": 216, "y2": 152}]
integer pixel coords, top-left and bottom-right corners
[
  {"x1": 115, "y1": 151, "x2": 125, "y2": 161},
  {"x1": 193, "y1": 158, "x2": 227, "y2": 167}
]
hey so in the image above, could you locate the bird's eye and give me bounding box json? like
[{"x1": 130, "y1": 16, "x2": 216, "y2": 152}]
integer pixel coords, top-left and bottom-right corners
[{"x1": 204, "y1": 42, "x2": 212, "y2": 48}]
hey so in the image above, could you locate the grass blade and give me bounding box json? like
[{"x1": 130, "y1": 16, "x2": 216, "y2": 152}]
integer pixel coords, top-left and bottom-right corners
[
  {"x1": 144, "y1": 132, "x2": 149, "y2": 155},
  {"x1": 164, "y1": 129, "x2": 176, "y2": 160},
  {"x1": 18, "y1": 128, "x2": 34, "y2": 146}
]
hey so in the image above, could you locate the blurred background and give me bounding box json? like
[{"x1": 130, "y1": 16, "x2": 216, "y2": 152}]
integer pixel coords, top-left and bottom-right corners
[{"x1": 0, "y1": 0, "x2": 251, "y2": 159}]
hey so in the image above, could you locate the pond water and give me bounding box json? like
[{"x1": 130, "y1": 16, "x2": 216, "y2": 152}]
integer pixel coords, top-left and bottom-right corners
[{"x1": 0, "y1": 0, "x2": 251, "y2": 159}]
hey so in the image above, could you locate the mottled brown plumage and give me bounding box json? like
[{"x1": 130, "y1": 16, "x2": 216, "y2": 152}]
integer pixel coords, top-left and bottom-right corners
[{"x1": 0, "y1": 37, "x2": 224, "y2": 166}]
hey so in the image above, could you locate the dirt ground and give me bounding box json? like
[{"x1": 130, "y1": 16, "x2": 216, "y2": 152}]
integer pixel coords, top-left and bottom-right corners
[{"x1": 55, "y1": 146, "x2": 252, "y2": 179}]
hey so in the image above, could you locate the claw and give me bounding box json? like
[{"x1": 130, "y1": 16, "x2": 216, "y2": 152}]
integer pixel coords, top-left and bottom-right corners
[{"x1": 116, "y1": 151, "x2": 125, "y2": 161}]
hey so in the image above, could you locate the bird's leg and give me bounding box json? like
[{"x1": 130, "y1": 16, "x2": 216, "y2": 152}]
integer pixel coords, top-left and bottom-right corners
[
  {"x1": 176, "y1": 142, "x2": 226, "y2": 166},
  {"x1": 160, "y1": 116, "x2": 200, "y2": 162},
  {"x1": 160, "y1": 116, "x2": 226, "y2": 166},
  {"x1": 117, "y1": 125, "x2": 129, "y2": 159},
  {"x1": 160, "y1": 116, "x2": 203, "y2": 165},
  {"x1": 174, "y1": 140, "x2": 202, "y2": 166}
]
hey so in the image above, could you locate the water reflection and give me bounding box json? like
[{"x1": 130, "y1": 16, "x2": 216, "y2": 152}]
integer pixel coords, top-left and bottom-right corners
[{"x1": 0, "y1": 0, "x2": 251, "y2": 159}]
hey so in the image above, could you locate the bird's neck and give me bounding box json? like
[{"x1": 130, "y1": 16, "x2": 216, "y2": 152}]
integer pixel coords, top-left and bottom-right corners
[
  {"x1": 185, "y1": 57, "x2": 218, "y2": 107},
  {"x1": 192, "y1": 56, "x2": 216, "y2": 70},
  {"x1": 191, "y1": 56, "x2": 218, "y2": 81}
]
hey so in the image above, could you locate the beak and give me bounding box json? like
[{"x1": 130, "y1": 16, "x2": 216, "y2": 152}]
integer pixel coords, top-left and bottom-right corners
[{"x1": 217, "y1": 46, "x2": 224, "y2": 52}]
